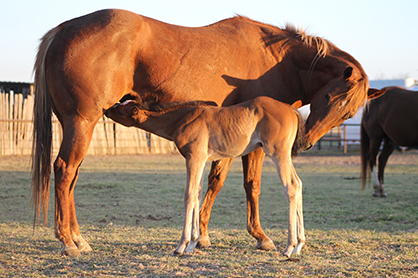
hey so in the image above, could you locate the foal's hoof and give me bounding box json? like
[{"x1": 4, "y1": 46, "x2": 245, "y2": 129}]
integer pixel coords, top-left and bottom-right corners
[
  {"x1": 197, "y1": 235, "x2": 211, "y2": 248},
  {"x1": 173, "y1": 250, "x2": 184, "y2": 257},
  {"x1": 74, "y1": 238, "x2": 93, "y2": 253},
  {"x1": 78, "y1": 243, "x2": 93, "y2": 253},
  {"x1": 61, "y1": 246, "x2": 81, "y2": 257},
  {"x1": 256, "y1": 238, "x2": 276, "y2": 251}
]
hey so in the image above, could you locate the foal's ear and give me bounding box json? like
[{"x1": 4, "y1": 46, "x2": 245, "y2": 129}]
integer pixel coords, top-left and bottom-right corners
[
  {"x1": 130, "y1": 106, "x2": 139, "y2": 116},
  {"x1": 291, "y1": 100, "x2": 303, "y2": 109},
  {"x1": 367, "y1": 88, "x2": 386, "y2": 100}
]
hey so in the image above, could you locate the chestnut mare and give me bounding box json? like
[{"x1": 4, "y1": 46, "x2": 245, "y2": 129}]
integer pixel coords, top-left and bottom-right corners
[
  {"x1": 104, "y1": 96, "x2": 305, "y2": 256},
  {"x1": 32, "y1": 9, "x2": 385, "y2": 257},
  {"x1": 361, "y1": 86, "x2": 417, "y2": 197}
]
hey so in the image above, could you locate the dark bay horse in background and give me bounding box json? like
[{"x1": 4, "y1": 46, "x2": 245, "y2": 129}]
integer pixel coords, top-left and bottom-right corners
[
  {"x1": 104, "y1": 96, "x2": 305, "y2": 257},
  {"x1": 32, "y1": 9, "x2": 385, "y2": 257},
  {"x1": 361, "y1": 86, "x2": 417, "y2": 197}
]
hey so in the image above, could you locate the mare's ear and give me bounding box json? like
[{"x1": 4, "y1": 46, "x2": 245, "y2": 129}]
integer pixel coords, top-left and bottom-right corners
[
  {"x1": 367, "y1": 88, "x2": 386, "y2": 100},
  {"x1": 343, "y1": 67, "x2": 353, "y2": 80},
  {"x1": 291, "y1": 100, "x2": 303, "y2": 109}
]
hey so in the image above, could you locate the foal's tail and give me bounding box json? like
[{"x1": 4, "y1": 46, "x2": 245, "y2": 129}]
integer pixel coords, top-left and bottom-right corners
[
  {"x1": 291, "y1": 108, "x2": 306, "y2": 158},
  {"x1": 31, "y1": 28, "x2": 58, "y2": 227},
  {"x1": 360, "y1": 120, "x2": 370, "y2": 190}
]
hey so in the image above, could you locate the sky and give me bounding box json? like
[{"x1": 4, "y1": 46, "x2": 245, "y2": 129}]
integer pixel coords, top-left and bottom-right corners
[{"x1": 1, "y1": 0, "x2": 417, "y2": 83}]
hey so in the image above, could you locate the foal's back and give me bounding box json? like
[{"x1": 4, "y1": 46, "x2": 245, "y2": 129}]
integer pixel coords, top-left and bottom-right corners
[{"x1": 174, "y1": 96, "x2": 300, "y2": 160}]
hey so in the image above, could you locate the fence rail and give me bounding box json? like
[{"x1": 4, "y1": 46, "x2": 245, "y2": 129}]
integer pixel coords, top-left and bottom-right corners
[
  {"x1": 316, "y1": 123, "x2": 361, "y2": 153},
  {"x1": 0, "y1": 92, "x2": 178, "y2": 156}
]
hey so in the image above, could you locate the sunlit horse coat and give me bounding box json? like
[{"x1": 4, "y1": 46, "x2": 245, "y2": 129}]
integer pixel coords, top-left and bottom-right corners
[{"x1": 31, "y1": 9, "x2": 385, "y2": 257}]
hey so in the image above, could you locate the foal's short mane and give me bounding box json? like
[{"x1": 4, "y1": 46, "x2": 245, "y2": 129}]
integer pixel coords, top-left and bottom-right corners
[{"x1": 136, "y1": 100, "x2": 218, "y2": 113}]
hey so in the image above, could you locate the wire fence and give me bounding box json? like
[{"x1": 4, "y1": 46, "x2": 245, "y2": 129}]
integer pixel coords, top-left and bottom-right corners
[{"x1": 0, "y1": 92, "x2": 178, "y2": 156}]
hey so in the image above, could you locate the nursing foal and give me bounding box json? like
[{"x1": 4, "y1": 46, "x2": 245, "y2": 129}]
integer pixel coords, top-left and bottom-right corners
[{"x1": 105, "y1": 96, "x2": 306, "y2": 257}]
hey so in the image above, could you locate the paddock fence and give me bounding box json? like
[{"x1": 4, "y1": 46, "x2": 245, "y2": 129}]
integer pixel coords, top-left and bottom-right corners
[{"x1": 0, "y1": 92, "x2": 178, "y2": 156}]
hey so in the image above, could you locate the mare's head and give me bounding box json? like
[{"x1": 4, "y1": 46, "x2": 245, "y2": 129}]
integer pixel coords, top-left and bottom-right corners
[
  {"x1": 276, "y1": 25, "x2": 386, "y2": 149},
  {"x1": 304, "y1": 66, "x2": 385, "y2": 149}
]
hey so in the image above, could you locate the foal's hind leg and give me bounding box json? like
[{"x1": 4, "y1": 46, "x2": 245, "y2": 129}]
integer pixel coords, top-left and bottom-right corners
[
  {"x1": 198, "y1": 158, "x2": 233, "y2": 248},
  {"x1": 377, "y1": 138, "x2": 395, "y2": 197},
  {"x1": 242, "y1": 148, "x2": 275, "y2": 251},
  {"x1": 54, "y1": 118, "x2": 97, "y2": 257}
]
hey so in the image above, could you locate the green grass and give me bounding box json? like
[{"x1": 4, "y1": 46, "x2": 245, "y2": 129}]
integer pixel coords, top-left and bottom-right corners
[{"x1": 0, "y1": 152, "x2": 417, "y2": 277}]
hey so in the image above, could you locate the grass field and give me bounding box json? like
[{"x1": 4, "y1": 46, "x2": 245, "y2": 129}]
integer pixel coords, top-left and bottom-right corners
[{"x1": 0, "y1": 151, "x2": 417, "y2": 277}]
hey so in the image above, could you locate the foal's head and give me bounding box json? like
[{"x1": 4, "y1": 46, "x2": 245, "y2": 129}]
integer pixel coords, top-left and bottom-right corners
[{"x1": 104, "y1": 100, "x2": 145, "y2": 127}]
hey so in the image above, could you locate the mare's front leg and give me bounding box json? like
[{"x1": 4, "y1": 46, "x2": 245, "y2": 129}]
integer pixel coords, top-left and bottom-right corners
[
  {"x1": 272, "y1": 156, "x2": 305, "y2": 257},
  {"x1": 242, "y1": 148, "x2": 276, "y2": 251},
  {"x1": 174, "y1": 157, "x2": 206, "y2": 256},
  {"x1": 54, "y1": 119, "x2": 96, "y2": 257},
  {"x1": 198, "y1": 158, "x2": 233, "y2": 248}
]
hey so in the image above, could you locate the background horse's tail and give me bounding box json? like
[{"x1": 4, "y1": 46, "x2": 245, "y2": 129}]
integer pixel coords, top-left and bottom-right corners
[
  {"x1": 31, "y1": 28, "x2": 58, "y2": 227},
  {"x1": 360, "y1": 120, "x2": 369, "y2": 190},
  {"x1": 291, "y1": 108, "x2": 306, "y2": 157}
]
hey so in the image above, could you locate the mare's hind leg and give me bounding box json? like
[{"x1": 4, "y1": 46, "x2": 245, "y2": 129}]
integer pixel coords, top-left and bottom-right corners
[
  {"x1": 69, "y1": 165, "x2": 93, "y2": 253},
  {"x1": 242, "y1": 148, "x2": 275, "y2": 251},
  {"x1": 198, "y1": 158, "x2": 233, "y2": 248},
  {"x1": 54, "y1": 118, "x2": 97, "y2": 257},
  {"x1": 377, "y1": 138, "x2": 395, "y2": 197}
]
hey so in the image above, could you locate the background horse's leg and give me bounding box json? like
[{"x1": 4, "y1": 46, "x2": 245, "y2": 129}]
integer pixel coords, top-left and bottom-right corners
[
  {"x1": 242, "y1": 148, "x2": 275, "y2": 251},
  {"x1": 368, "y1": 138, "x2": 383, "y2": 197},
  {"x1": 54, "y1": 118, "x2": 97, "y2": 257},
  {"x1": 198, "y1": 158, "x2": 233, "y2": 248},
  {"x1": 377, "y1": 138, "x2": 395, "y2": 197}
]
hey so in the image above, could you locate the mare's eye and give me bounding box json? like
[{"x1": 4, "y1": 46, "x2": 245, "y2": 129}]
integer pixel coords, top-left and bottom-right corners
[{"x1": 325, "y1": 93, "x2": 330, "y2": 103}]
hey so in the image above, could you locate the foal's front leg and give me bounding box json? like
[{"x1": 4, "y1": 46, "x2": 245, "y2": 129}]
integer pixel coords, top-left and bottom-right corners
[
  {"x1": 174, "y1": 157, "x2": 206, "y2": 256},
  {"x1": 272, "y1": 156, "x2": 304, "y2": 257}
]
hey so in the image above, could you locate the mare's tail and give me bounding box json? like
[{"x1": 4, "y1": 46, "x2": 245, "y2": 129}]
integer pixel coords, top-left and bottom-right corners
[
  {"x1": 31, "y1": 28, "x2": 58, "y2": 227},
  {"x1": 291, "y1": 108, "x2": 306, "y2": 157},
  {"x1": 360, "y1": 119, "x2": 370, "y2": 190}
]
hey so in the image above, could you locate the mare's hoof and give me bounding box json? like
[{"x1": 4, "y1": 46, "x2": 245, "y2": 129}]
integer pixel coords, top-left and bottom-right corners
[
  {"x1": 380, "y1": 192, "x2": 388, "y2": 197},
  {"x1": 256, "y1": 238, "x2": 276, "y2": 251},
  {"x1": 61, "y1": 246, "x2": 81, "y2": 257},
  {"x1": 197, "y1": 235, "x2": 211, "y2": 248}
]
